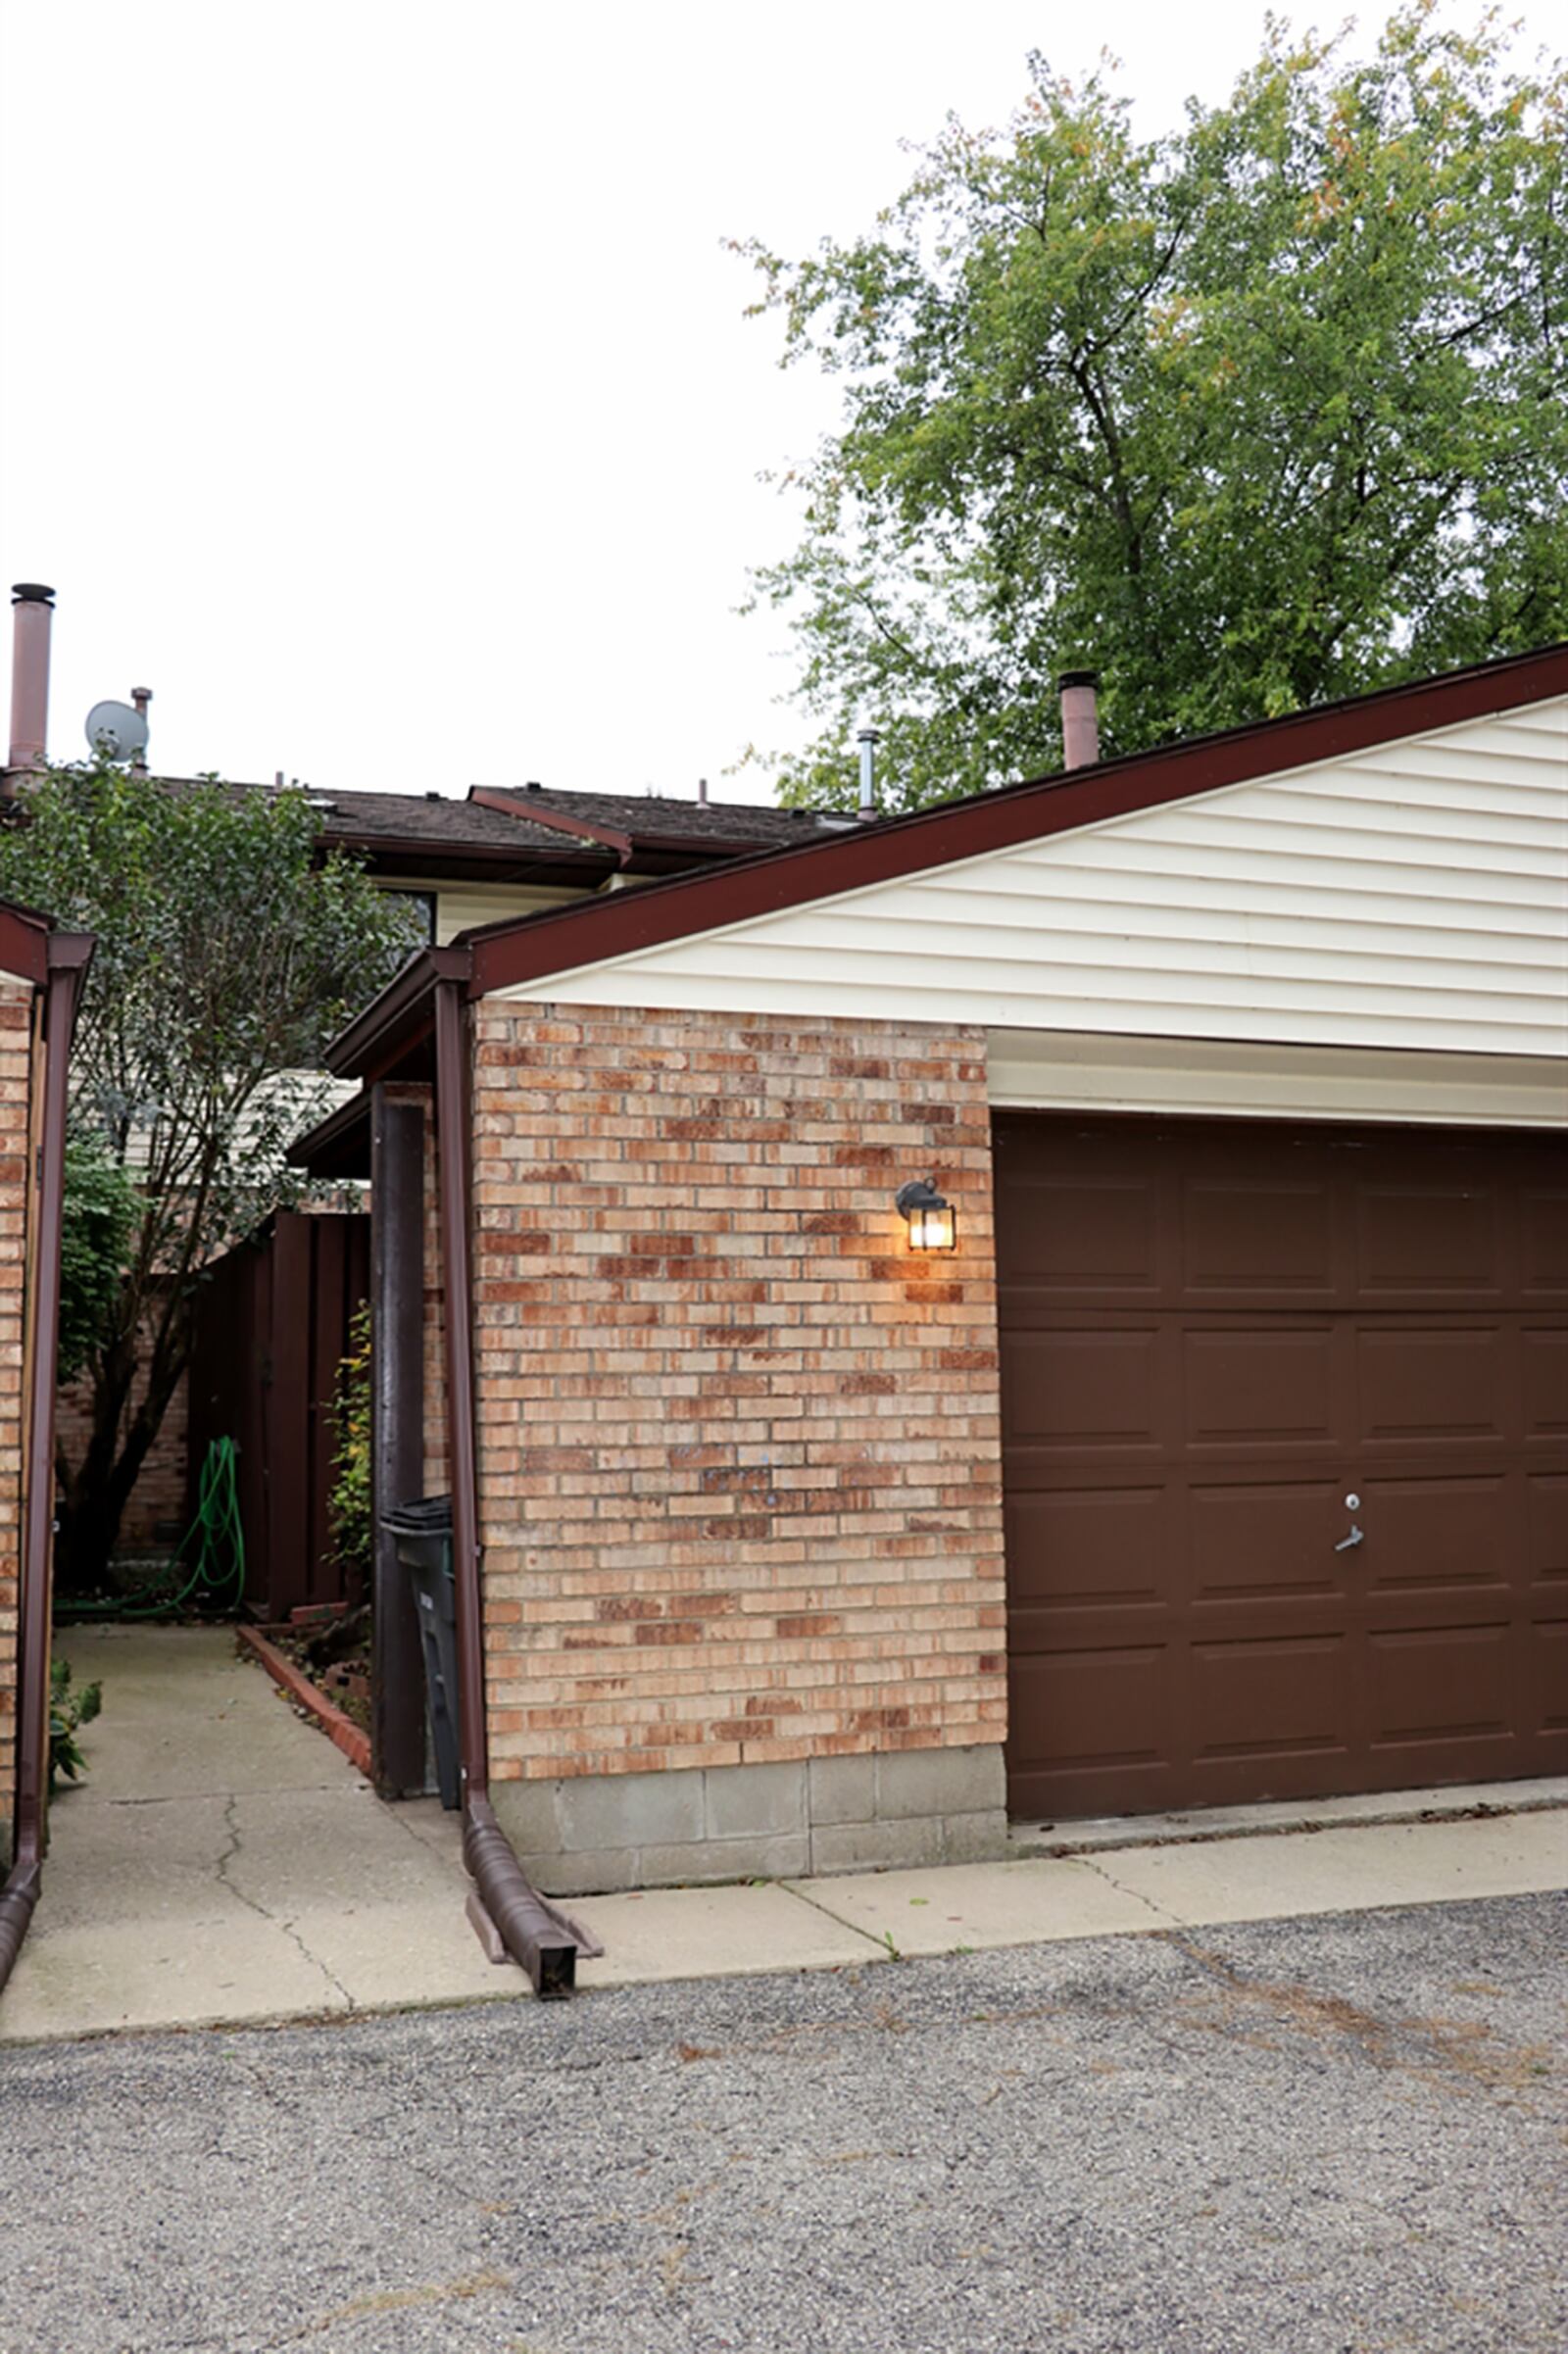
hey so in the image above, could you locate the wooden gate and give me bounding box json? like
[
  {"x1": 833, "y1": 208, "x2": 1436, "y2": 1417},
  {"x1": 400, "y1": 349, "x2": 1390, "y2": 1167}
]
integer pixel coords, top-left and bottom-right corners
[{"x1": 186, "y1": 1209, "x2": 370, "y2": 1621}]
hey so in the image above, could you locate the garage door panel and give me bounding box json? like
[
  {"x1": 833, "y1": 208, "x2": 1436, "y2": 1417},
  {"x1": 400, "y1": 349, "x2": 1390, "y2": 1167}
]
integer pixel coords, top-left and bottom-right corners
[
  {"x1": 1006, "y1": 1643, "x2": 1170, "y2": 1804},
  {"x1": 1183, "y1": 1327, "x2": 1342, "y2": 1450},
  {"x1": 1522, "y1": 1329, "x2": 1568, "y2": 1437},
  {"x1": 1189, "y1": 1634, "x2": 1351, "y2": 1770},
  {"x1": 998, "y1": 1112, "x2": 1568, "y2": 1817},
  {"x1": 1534, "y1": 1620, "x2": 1568, "y2": 1741},
  {"x1": 1187, "y1": 1481, "x2": 1345, "y2": 1600},
  {"x1": 994, "y1": 1170, "x2": 1161, "y2": 1298},
  {"x1": 1526, "y1": 1474, "x2": 1568, "y2": 1584},
  {"x1": 1366, "y1": 1623, "x2": 1516, "y2": 1763},
  {"x1": 1355, "y1": 1476, "x2": 1513, "y2": 1594},
  {"x1": 1354, "y1": 1327, "x2": 1511, "y2": 1446},
  {"x1": 1520, "y1": 1186, "x2": 1568, "y2": 1296},
  {"x1": 1002, "y1": 1327, "x2": 1163, "y2": 1448},
  {"x1": 1004, "y1": 1487, "x2": 1167, "y2": 1608},
  {"x1": 1179, "y1": 1179, "x2": 1337, "y2": 1298},
  {"x1": 1354, "y1": 1183, "x2": 1503, "y2": 1300}
]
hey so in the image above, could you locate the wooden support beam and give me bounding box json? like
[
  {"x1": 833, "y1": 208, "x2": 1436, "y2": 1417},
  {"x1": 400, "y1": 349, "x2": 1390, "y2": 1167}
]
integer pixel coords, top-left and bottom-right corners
[{"x1": 369, "y1": 1086, "x2": 429, "y2": 1797}]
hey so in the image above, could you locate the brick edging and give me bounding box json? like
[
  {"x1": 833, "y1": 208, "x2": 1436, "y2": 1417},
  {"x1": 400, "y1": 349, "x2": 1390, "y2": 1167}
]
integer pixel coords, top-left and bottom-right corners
[{"x1": 235, "y1": 1625, "x2": 372, "y2": 1779}]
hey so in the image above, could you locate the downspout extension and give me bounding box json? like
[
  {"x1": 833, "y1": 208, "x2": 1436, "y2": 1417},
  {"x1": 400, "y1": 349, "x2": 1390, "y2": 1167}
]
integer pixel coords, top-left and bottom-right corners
[
  {"x1": 432, "y1": 976, "x2": 592, "y2": 1999},
  {"x1": 0, "y1": 932, "x2": 92, "y2": 1996}
]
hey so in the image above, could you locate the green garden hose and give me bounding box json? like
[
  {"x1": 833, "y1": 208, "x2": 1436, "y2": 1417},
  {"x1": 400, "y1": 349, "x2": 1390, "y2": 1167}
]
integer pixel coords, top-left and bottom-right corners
[{"x1": 55, "y1": 1436, "x2": 246, "y2": 1621}]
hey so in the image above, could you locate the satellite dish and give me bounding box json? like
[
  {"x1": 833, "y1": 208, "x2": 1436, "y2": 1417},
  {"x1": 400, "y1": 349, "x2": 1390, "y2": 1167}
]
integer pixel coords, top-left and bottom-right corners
[{"x1": 84, "y1": 701, "x2": 149, "y2": 760}]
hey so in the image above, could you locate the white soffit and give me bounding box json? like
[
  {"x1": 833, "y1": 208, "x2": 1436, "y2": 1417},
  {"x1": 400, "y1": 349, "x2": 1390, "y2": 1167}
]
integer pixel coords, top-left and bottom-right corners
[
  {"x1": 986, "y1": 1031, "x2": 1568, "y2": 1127},
  {"x1": 494, "y1": 696, "x2": 1568, "y2": 1059}
]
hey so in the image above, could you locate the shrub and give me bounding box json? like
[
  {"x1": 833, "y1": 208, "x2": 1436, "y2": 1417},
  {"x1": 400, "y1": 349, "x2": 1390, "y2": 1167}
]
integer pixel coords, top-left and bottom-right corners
[{"x1": 49, "y1": 1657, "x2": 103, "y2": 1789}]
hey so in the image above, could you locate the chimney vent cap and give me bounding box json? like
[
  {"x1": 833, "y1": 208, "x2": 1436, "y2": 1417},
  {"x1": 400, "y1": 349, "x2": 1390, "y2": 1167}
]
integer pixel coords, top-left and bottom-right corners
[
  {"x1": 1056, "y1": 667, "x2": 1098, "y2": 691},
  {"x1": 12, "y1": 583, "x2": 55, "y2": 607}
]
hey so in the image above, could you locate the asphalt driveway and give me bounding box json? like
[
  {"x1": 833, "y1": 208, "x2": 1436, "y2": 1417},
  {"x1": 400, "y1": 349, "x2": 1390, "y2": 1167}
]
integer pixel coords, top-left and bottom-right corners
[{"x1": 2, "y1": 1889, "x2": 1563, "y2": 2354}]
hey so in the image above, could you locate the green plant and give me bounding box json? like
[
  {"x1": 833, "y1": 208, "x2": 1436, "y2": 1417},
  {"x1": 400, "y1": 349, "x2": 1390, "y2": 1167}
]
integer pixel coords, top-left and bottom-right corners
[
  {"x1": 58, "y1": 1128, "x2": 142, "y2": 1390},
  {"x1": 49, "y1": 1657, "x2": 103, "y2": 1788},
  {"x1": 327, "y1": 1301, "x2": 373, "y2": 1600}
]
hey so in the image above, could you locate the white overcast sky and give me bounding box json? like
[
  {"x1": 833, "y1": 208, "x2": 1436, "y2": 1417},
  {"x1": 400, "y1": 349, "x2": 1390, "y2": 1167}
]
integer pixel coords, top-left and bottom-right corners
[{"x1": 0, "y1": 2, "x2": 1553, "y2": 805}]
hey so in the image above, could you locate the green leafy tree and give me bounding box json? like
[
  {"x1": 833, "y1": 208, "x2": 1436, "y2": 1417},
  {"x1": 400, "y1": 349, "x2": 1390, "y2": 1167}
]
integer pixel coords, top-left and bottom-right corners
[
  {"x1": 0, "y1": 760, "x2": 421, "y2": 1592},
  {"x1": 742, "y1": 6, "x2": 1568, "y2": 809},
  {"x1": 58, "y1": 1130, "x2": 142, "y2": 1390}
]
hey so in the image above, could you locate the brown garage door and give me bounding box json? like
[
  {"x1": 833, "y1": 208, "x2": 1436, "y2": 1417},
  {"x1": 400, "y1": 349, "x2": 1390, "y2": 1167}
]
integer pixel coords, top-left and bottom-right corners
[{"x1": 995, "y1": 1113, "x2": 1568, "y2": 1820}]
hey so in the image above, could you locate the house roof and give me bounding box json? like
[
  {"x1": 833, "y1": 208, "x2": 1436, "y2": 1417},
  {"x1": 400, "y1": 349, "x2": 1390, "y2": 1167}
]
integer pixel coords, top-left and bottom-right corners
[
  {"x1": 297, "y1": 638, "x2": 1568, "y2": 1114},
  {"x1": 122, "y1": 776, "x2": 837, "y2": 886}
]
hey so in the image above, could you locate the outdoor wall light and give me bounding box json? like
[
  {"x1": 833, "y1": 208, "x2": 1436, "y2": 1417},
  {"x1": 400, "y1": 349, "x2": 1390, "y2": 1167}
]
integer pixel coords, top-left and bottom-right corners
[{"x1": 896, "y1": 1177, "x2": 956, "y2": 1251}]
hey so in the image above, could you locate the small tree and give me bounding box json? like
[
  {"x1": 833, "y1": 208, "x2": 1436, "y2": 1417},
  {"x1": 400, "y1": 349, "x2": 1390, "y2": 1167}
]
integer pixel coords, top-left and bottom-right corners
[
  {"x1": 0, "y1": 759, "x2": 421, "y2": 1591},
  {"x1": 58, "y1": 1129, "x2": 142, "y2": 1391},
  {"x1": 742, "y1": 7, "x2": 1568, "y2": 807}
]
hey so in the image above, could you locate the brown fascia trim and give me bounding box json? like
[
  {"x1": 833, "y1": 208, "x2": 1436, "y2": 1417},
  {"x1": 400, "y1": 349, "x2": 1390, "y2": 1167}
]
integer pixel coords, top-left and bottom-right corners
[
  {"x1": 430, "y1": 976, "x2": 586, "y2": 1997},
  {"x1": 0, "y1": 896, "x2": 61, "y2": 986},
  {"x1": 324, "y1": 946, "x2": 471, "y2": 1082},
  {"x1": 1, "y1": 929, "x2": 93, "y2": 1993},
  {"x1": 465, "y1": 640, "x2": 1568, "y2": 1000},
  {"x1": 468, "y1": 788, "x2": 634, "y2": 866}
]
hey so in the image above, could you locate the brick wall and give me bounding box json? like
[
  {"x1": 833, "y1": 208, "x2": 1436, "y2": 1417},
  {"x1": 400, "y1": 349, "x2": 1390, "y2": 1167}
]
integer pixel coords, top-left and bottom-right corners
[
  {"x1": 0, "y1": 976, "x2": 34, "y2": 1835},
  {"x1": 55, "y1": 1350, "x2": 190, "y2": 1553},
  {"x1": 466, "y1": 1004, "x2": 1006, "y2": 1788}
]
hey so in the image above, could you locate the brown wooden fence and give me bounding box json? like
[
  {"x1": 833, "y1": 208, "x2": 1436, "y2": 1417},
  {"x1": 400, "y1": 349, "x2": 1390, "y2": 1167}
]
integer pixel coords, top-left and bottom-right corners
[{"x1": 186, "y1": 1209, "x2": 369, "y2": 1620}]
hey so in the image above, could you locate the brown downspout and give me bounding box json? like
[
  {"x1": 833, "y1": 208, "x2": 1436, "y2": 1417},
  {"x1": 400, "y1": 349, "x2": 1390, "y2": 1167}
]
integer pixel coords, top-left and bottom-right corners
[
  {"x1": 0, "y1": 931, "x2": 92, "y2": 1993},
  {"x1": 431, "y1": 976, "x2": 586, "y2": 1998}
]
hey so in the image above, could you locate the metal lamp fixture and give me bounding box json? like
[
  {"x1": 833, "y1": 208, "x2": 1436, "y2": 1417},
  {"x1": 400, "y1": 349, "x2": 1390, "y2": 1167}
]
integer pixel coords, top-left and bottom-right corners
[{"x1": 896, "y1": 1177, "x2": 956, "y2": 1251}]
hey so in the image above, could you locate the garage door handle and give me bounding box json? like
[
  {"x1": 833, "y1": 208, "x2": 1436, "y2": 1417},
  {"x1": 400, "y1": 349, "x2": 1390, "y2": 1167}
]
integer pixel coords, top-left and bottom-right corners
[{"x1": 1334, "y1": 1524, "x2": 1364, "y2": 1552}]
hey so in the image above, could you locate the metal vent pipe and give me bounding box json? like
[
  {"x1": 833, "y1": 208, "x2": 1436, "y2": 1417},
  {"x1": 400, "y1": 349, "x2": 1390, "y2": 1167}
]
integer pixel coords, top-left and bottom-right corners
[
  {"x1": 7, "y1": 585, "x2": 54, "y2": 774},
  {"x1": 1058, "y1": 670, "x2": 1100, "y2": 770},
  {"x1": 858, "y1": 727, "x2": 880, "y2": 817}
]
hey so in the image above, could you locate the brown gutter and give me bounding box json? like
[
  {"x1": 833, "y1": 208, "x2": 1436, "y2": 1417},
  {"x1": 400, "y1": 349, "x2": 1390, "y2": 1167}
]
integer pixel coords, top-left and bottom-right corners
[
  {"x1": 0, "y1": 930, "x2": 93, "y2": 1995},
  {"x1": 465, "y1": 638, "x2": 1568, "y2": 999},
  {"x1": 469, "y1": 787, "x2": 634, "y2": 867},
  {"x1": 431, "y1": 975, "x2": 586, "y2": 1998}
]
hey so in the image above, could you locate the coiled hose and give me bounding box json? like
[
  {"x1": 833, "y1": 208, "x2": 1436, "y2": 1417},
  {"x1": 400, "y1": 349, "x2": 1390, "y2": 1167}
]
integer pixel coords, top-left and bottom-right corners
[{"x1": 56, "y1": 1436, "x2": 246, "y2": 1621}]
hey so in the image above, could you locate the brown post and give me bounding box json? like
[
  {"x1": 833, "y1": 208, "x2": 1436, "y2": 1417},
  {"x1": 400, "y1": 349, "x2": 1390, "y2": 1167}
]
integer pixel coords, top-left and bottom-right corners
[{"x1": 370, "y1": 1085, "x2": 429, "y2": 1795}]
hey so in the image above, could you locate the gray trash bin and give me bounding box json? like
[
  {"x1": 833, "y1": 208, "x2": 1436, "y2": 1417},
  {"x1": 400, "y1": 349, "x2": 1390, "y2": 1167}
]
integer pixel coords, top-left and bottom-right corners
[{"x1": 383, "y1": 1496, "x2": 461, "y2": 1809}]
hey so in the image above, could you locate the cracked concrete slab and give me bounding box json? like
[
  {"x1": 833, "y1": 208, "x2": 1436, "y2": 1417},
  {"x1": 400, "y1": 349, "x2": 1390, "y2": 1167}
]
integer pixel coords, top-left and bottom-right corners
[
  {"x1": 0, "y1": 1624, "x2": 516, "y2": 2041},
  {"x1": 1094, "y1": 1810, "x2": 1568, "y2": 1926},
  {"x1": 783, "y1": 1855, "x2": 1164, "y2": 1957},
  {"x1": 787, "y1": 1810, "x2": 1568, "y2": 1961},
  {"x1": 569, "y1": 1879, "x2": 891, "y2": 1986}
]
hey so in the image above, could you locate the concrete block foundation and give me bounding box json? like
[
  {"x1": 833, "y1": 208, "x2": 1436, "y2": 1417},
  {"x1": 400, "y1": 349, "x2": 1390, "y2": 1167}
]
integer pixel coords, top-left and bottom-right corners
[{"x1": 496, "y1": 1744, "x2": 1007, "y2": 1897}]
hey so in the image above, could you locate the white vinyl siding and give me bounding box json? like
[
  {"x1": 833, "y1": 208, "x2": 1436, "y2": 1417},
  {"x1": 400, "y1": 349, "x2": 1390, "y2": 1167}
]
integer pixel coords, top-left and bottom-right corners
[
  {"x1": 492, "y1": 697, "x2": 1568, "y2": 1060},
  {"x1": 373, "y1": 877, "x2": 598, "y2": 946}
]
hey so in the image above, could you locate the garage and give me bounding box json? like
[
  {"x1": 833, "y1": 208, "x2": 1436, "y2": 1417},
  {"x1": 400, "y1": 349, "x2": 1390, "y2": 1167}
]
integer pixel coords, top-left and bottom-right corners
[{"x1": 996, "y1": 1112, "x2": 1568, "y2": 1820}]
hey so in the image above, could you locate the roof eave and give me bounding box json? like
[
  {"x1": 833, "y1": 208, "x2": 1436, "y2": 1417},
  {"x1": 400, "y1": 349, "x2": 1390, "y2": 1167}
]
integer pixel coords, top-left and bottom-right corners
[
  {"x1": 325, "y1": 945, "x2": 472, "y2": 1081},
  {"x1": 289, "y1": 1087, "x2": 371, "y2": 1179}
]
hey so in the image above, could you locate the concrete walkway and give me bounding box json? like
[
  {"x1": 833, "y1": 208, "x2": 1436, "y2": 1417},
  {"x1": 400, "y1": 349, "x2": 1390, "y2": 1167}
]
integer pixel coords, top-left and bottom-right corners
[{"x1": 3, "y1": 1623, "x2": 1564, "y2": 2043}]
